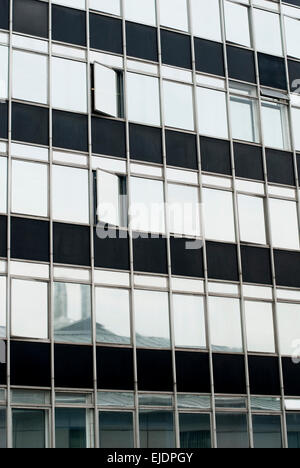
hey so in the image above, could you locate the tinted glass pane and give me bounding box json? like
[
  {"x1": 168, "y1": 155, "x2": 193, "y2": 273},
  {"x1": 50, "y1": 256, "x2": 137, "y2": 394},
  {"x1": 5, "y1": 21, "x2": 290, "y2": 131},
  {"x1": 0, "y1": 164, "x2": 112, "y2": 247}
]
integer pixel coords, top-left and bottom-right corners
[
  {"x1": 99, "y1": 412, "x2": 134, "y2": 448},
  {"x1": 14, "y1": 0, "x2": 48, "y2": 38},
  {"x1": 216, "y1": 414, "x2": 249, "y2": 449},
  {"x1": 287, "y1": 414, "x2": 300, "y2": 448},
  {"x1": 0, "y1": 408, "x2": 6, "y2": 449},
  {"x1": 55, "y1": 408, "x2": 87, "y2": 449},
  {"x1": 252, "y1": 415, "x2": 282, "y2": 449},
  {"x1": 52, "y1": 5, "x2": 86, "y2": 46},
  {"x1": 12, "y1": 409, "x2": 46, "y2": 449},
  {"x1": 179, "y1": 413, "x2": 211, "y2": 449},
  {"x1": 139, "y1": 411, "x2": 175, "y2": 448}
]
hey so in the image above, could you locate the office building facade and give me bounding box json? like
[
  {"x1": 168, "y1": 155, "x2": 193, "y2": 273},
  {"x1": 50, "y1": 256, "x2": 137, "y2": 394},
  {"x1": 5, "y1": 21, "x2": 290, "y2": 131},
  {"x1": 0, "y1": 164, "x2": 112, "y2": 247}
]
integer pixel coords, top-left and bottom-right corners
[{"x1": 0, "y1": 0, "x2": 300, "y2": 449}]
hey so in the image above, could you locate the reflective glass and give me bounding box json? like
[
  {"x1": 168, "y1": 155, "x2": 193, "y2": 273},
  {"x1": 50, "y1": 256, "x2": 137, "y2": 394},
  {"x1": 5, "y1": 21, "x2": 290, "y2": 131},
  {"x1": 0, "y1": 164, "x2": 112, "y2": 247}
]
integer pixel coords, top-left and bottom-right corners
[
  {"x1": 173, "y1": 294, "x2": 206, "y2": 349},
  {"x1": 285, "y1": 17, "x2": 300, "y2": 60},
  {"x1": 287, "y1": 414, "x2": 300, "y2": 449},
  {"x1": 0, "y1": 158, "x2": 7, "y2": 214},
  {"x1": 168, "y1": 183, "x2": 200, "y2": 237},
  {"x1": 127, "y1": 73, "x2": 160, "y2": 126},
  {"x1": 159, "y1": 0, "x2": 188, "y2": 32},
  {"x1": 238, "y1": 195, "x2": 266, "y2": 245},
  {"x1": 269, "y1": 198, "x2": 299, "y2": 250},
  {"x1": 190, "y1": 0, "x2": 222, "y2": 42},
  {"x1": 209, "y1": 297, "x2": 243, "y2": 353},
  {"x1": 179, "y1": 413, "x2": 211, "y2": 449},
  {"x1": 245, "y1": 301, "x2": 275, "y2": 353},
  {"x1": 95, "y1": 287, "x2": 131, "y2": 345},
  {"x1": 0, "y1": 408, "x2": 6, "y2": 449},
  {"x1": 52, "y1": 57, "x2": 87, "y2": 113},
  {"x1": 252, "y1": 415, "x2": 282, "y2": 449},
  {"x1": 54, "y1": 282, "x2": 91, "y2": 344},
  {"x1": 225, "y1": 2, "x2": 251, "y2": 48},
  {"x1": 94, "y1": 63, "x2": 119, "y2": 118},
  {"x1": 90, "y1": 0, "x2": 120, "y2": 16},
  {"x1": 0, "y1": 277, "x2": 6, "y2": 338},
  {"x1": 134, "y1": 290, "x2": 170, "y2": 348},
  {"x1": 163, "y1": 81, "x2": 194, "y2": 131},
  {"x1": 130, "y1": 176, "x2": 165, "y2": 233},
  {"x1": 277, "y1": 303, "x2": 300, "y2": 356},
  {"x1": 12, "y1": 50, "x2": 48, "y2": 104},
  {"x1": 11, "y1": 279, "x2": 48, "y2": 340},
  {"x1": 202, "y1": 188, "x2": 236, "y2": 242},
  {"x1": 253, "y1": 9, "x2": 283, "y2": 56},
  {"x1": 12, "y1": 409, "x2": 46, "y2": 449},
  {"x1": 55, "y1": 408, "x2": 88, "y2": 449},
  {"x1": 124, "y1": 0, "x2": 156, "y2": 26},
  {"x1": 216, "y1": 413, "x2": 249, "y2": 449},
  {"x1": 139, "y1": 411, "x2": 176, "y2": 448},
  {"x1": 291, "y1": 107, "x2": 300, "y2": 151},
  {"x1": 99, "y1": 412, "x2": 134, "y2": 448},
  {"x1": 261, "y1": 102, "x2": 290, "y2": 151},
  {"x1": 0, "y1": 45, "x2": 8, "y2": 100},
  {"x1": 197, "y1": 87, "x2": 228, "y2": 139},
  {"x1": 230, "y1": 96, "x2": 259, "y2": 143}
]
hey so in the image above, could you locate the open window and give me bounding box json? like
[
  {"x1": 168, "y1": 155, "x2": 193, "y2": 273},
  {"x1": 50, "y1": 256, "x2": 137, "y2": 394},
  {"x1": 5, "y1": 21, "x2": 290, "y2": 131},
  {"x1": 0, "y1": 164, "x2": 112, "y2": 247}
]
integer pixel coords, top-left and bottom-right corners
[
  {"x1": 96, "y1": 169, "x2": 127, "y2": 227},
  {"x1": 93, "y1": 62, "x2": 123, "y2": 118}
]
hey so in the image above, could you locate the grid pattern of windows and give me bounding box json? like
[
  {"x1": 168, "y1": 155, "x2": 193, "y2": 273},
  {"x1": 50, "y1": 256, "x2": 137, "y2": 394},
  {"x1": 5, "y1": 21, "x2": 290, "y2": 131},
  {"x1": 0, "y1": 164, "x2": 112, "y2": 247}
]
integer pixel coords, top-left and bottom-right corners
[{"x1": 1, "y1": 0, "x2": 300, "y2": 449}]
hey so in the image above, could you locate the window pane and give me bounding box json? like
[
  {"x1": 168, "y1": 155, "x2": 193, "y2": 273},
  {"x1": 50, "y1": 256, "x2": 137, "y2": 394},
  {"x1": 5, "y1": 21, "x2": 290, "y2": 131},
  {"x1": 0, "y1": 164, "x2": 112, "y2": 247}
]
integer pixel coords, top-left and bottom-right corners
[
  {"x1": 95, "y1": 287, "x2": 131, "y2": 345},
  {"x1": 130, "y1": 176, "x2": 165, "y2": 233},
  {"x1": 52, "y1": 57, "x2": 87, "y2": 113},
  {"x1": 179, "y1": 413, "x2": 211, "y2": 449},
  {"x1": 90, "y1": 0, "x2": 120, "y2": 15},
  {"x1": 230, "y1": 97, "x2": 259, "y2": 143},
  {"x1": 134, "y1": 290, "x2": 170, "y2": 348},
  {"x1": 190, "y1": 0, "x2": 221, "y2": 42},
  {"x1": 159, "y1": 0, "x2": 188, "y2": 32},
  {"x1": 94, "y1": 63, "x2": 118, "y2": 118},
  {"x1": 277, "y1": 303, "x2": 300, "y2": 356},
  {"x1": 12, "y1": 160, "x2": 48, "y2": 217},
  {"x1": 225, "y1": 2, "x2": 251, "y2": 48},
  {"x1": 163, "y1": 81, "x2": 194, "y2": 131},
  {"x1": 12, "y1": 50, "x2": 48, "y2": 104},
  {"x1": 127, "y1": 73, "x2": 160, "y2": 126},
  {"x1": 168, "y1": 183, "x2": 200, "y2": 237},
  {"x1": 285, "y1": 17, "x2": 300, "y2": 60},
  {"x1": 209, "y1": 297, "x2": 243, "y2": 353},
  {"x1": 287, "y1": 414, "x2": 300, "y2": 448},
  {"x1": 97, "y1": 169, "x2": 126, "y2": 227},
  {"x1": 139, "y1": 411, "x2": 175, "y2": 448},
  {"x1": 216, "y1": 413, "x2": 249, "y2": 449},
  {"x1": 245, "y1": 301, "x2": 275, "y2": 353},
  {"x1": 54, "y1": 282, "x2": 91, "y2": 343},
  {"x1": 173, "y1": 294, "x2": 206, "y2": 349},
  {"x1": 124, "y1": 0, "x2": 156, "y2": 26},
  {"x1": 0, "y1": 158, "x2": 7, "y2": 214},
  {"x1": 269, "y1": 198, "x2": 299, "y2": 250},
  {"x1": 0, "y1": 408, "x2": 6, "y2": 449},
  {"x1": 197, "y1": 87, "x2": 228, "y2": 139},
  {"x1": 253, "y1": 9, "x2": 283, "y2": 56},
  {"x1": 12, "y1": 409, "x2": 46, "y2": 449},
  {"x1": 55, "y1": 408, "x2": 87, "y2": 449},
  {"x1": 0, "y1": 45, "x2": 8, "y2": 100},
  {"x1": 0, "y1": 277, "x2": 6, "y2": 338},
  {"x1": 252, "y1": 415, "x2": 282, "y2": 449},
  {"x1": 291, "y1": 107, "x2": 300, "y2": 152},
  {"x1": 99, "y1": 412, "x2": 134, "y2": 448},
  {"x1": 261, "y1": 102, "x2": 290, "y2": 151},
  {"x1": 203, "y1": 188, "x2": 236, "y2": 242},
  {"x1": 238, "y1": 195, "x2": 266, "y2": 245},
  {"x1": 11, "y1": 279, "x2": 48, "y2": 340},
  {"x1": 52, "y1": 165, "x2": 89, "y2": 224}
]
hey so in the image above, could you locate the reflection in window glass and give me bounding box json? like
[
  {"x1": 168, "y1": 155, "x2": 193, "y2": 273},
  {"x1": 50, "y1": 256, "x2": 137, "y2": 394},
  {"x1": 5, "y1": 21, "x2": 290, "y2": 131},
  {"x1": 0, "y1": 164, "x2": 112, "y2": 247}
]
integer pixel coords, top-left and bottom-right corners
[
  {"x1": 95, "y1": 287, "x2": 131, "y2": 345},
  {"x1": 245, "y1": 301, "x2": 275, "y2": 353},
  {"x1": 54, "y1": 282, "x2": 91, "y2": 344},
  {"x1": 134, "y1": 290, "x2": 170, "y2": 348},
  {"x1": 173, "y1": 294, "x2": 206, "y2": 349},
  {"x1": 285, "y1": 17, "x2": 300, "y2": 60},
  {"x1": 99, "y1": 412, "x2": 134, "y2": 448},
  {"x1": 55, "y1": 408, "x2": 88, "y2": 449},
  {"x1": 230, "y1": 96, "x2": 259, "y2": 143},
  {"x1": 238, "y1": 195, "x2": 266, "y2": 245},
  {"x1": 179, "y1": 413, "x2": 211, "y2": 449},
  {"x1": 261, "y1": 102, "x2": 290, "y2": 151},
  {"x1": 190, "y1": 0, "x2": 221, "y2": 42},
  {"x1": 159, "y1": 0, "x2": 188, "y2": 32},
  {"x1": 0, "y1": 277, "x2": 6, "y2": 338},
  {"x1": 277, "y1": 303, "x2": 300, "y2": 356},
  {"x1": 12, "y1": 409, "x2": 46, "y2": 449},
  {"x1": 0, "y1": 45, "x2": 8, "y2": 100},
  {"x1": 12, "y1": 160, "x2": 48, "y2": 217},
  {"x1": 127, "y1": 73, "x2": 160, "y2": 126},
  {"x1": 140, "y1": 411, "x2": 175, "y2": 448},
  {"x1": 197, "y1": 87, "x2": 228, "y2": 139},
  {"x1": 11, "y1": 279, "x2": 48, "y2": 340},
  {"x1": 52, "y1": 165, "x2": 90, "y2": 224},
  {"x1": 163, "y1": 81, "x2": 194, "y2": 131},
  {"x1": 287, "y1": 414, "x2": 300, "y2": 448},
  {"x1": 225, "y1": 2, "x2": 251, "y2": 48},
  {"x1": 269, "y1": 198, "x2": 299, "y2": 250},
  {"x1": 168, "y1": 183, "x2": 200, "y2": 237},
  {"x1": 124, "y1": 0, "x2": 156, "y2": 26},
  {"x1": 52, "y1": 57, "x2": 87, "y2": 113},
  {"x1": 216, "y1": 413, "x2": 249, "y2": 449},
  {"x1": 202, "y1": 188, "x2": 235, "y2": 242},
  {"x1": 0, "y1": 408, "x2": 6, "y2": 449},
  {"x1": 0, "y1": 157, "x2": 7, "y2": 214},
  {"x1": 12, "y1": 50, "x2": 48, "y2": 104},
  {"x1": 130, "y1": 177, "x2": 165, "y2": 233},
  {"x1": 209, "y1": 297, "x2": 243, "y2": 353},
  {"x1": 252, "y1": 415, "x2": 282, "y2": 449},
  {"x1": 253, "y1": 9, "x2": 283, "y2": 56}
]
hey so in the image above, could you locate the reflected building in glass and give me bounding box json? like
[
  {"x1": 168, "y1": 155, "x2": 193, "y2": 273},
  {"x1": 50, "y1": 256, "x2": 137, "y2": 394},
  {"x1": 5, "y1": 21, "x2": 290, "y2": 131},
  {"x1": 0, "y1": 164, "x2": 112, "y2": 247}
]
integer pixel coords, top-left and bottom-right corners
[{"x1": 0, "y1": 0, "x2": 300, "y2": 449}]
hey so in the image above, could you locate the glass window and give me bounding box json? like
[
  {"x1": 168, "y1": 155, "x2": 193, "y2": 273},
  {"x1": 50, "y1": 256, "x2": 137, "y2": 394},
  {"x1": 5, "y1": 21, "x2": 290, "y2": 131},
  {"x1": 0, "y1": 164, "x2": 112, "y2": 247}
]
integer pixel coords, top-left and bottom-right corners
[
  {"x1": 134, "y1": 290, "x2": 170, "y2": 348},
  {"x1": 225, "y1": 2, "x2": 251, "y2": 48},
  {"x1": 291, "y1": 107, "x2": 300, "y2": 152},
  {"x1": 167, "y1": 183, "x2": 200, "y2": 237},
  {"x1": 97, "y1": 170, "x2": 127, "y2": 227},
  {"x1": 90, "y1": 0, "x2": 120, "y2": 16},
  {"x1": 95, "y1": 287, "x2": 131, "y2": 345},
  {"x1": 163, "y1": 81, "x2": 194, "y2": 131},
  {"x1": 130, "y1": 176, "x2": 165, "y2": 234},
  {"x1": 209, "y1": 297, "x2": 243, "y2": 353},
  {"x1": 0, "y1": 408, "x2": 6, "y2": 449},
  {"x1": 0, "y1": 277, "x2": 6, "y2": 338},
  {"x1": 0, "y1": 158, "x2": 7, "y2": 214},
  {"x1": 287, "y1": 414, "x2": 300, "y2": 448},
  {"x1": 159, "y1": 0, "x2": 188, "y2": 32},
  {"x1": 216, "y1": 413, "x2": 249, "y2": 449},
  {"x1": 269, "y1": 198, "x2": 299, "y2": 250},
  {"x1": 173, "y1": 294, "x2": 206, "y2": 349},
  {"x1": 12, "y1": 160, "x2": 48, "y2": 217},
  {"x1": 139, "y1": 411, "x2": 175, "y2": 448},
  {"x1": 127, "y1": 73, "x2": 160, "y2": 126},
  {"x1": 53, "y1": 0, "x2": 85, "y2": 9},
  {"x1": 253, "y1": 9, "x2": 283, "y2": 56},
  {"x1": 230, "y1": 96, "x2": 259, "y2": 143},
  {"x1": 202, "y1": 188, "x2": 236, "y2": 242},
  {"x1": 94, "y1": 63, "x2": 121, "y2": 118},
  {"x1": 12, "y1": 50, "x2": 48, "y2": 104},
  {"x1": 11, "y1": 279, "x2": 48, "y2": 340},
  {"x1": 99, "y1": 412, "x2": 134, "y2": 448},
  {"x1": 252, "y1": 415, "x2": 282, "y2": 449},
  {"x1": 285, "y1": 17, "x2": 300, "y2": 60},
  {"x1": 237, "y1": 195, "x2": 266, "y2": 245},
  {"x1": 51, "y1": 57, "x2": 87, "y2": 113},
  {"x1": 197, "y1": 87, "x2": 228, "y2": 139},
  {"x1": 179, "y1": 413, "x2": 211, "y2": 449},
  {"x1": 0, "y1": 45, "x2": 8, "y2": 100},
  {"x1": 54, "y1": 282, "x2": 91, "y2": 344},
  {"x1": 52, "y1": 165, "x2": 89, "y2": 224},
  {"x1": 261, "y1": 102, "x2": 290, "y2": 151},
  {"x1": 12, "y1": 409, "x2": 47, "y2": 449},
  {"x1": 245, "y1": 301, "x2": 275, "y2": 353},
  {"x1": 124, "y1": 0, "x2": 156, "y2": 26},
  {"x1": 55, "y1": 408, "x2": 88, "y2": 449},
  {"x1": 277, "y1": 303, "x2": 300, "y2": 356},
  {"x1": 190, "y1": 0, "x2": 221, "y2": 42}
]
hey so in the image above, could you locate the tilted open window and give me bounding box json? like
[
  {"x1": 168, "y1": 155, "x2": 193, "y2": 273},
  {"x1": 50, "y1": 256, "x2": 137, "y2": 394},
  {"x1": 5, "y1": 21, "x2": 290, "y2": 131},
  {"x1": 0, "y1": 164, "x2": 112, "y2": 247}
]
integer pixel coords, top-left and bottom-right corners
[
  {"x1": 93, "y1": 62, "x2": 123, "y2": 118},
  {"x1": 96, "y1": 169, "x2": 127, "y2": 227}
]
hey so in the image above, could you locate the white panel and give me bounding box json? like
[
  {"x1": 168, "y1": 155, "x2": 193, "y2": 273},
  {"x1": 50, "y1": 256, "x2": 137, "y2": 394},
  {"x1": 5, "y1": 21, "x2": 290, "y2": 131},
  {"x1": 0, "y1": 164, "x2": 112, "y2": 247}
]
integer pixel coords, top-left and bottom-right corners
[
  {"x1": 94, "y1": 63, "x2": 118, "y2": 117},
  {"x1": 0, "y1": 45, "x2": 8, "y2": 100},
  {"x1": 51, "y1": 57, "x2": 87, "y2": 113},
  {"x1": 97, "y1": 169, "x2": 120, "y2": 226}
]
